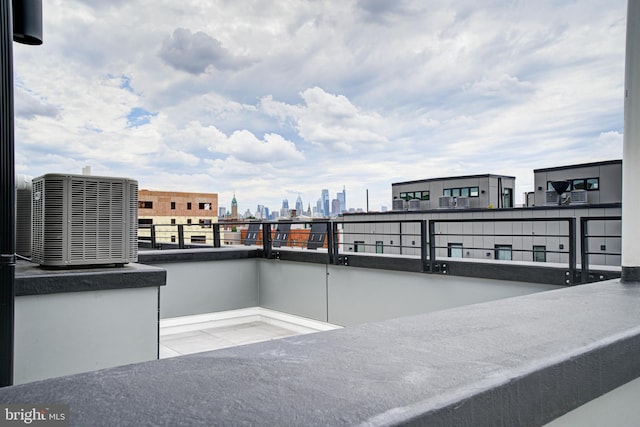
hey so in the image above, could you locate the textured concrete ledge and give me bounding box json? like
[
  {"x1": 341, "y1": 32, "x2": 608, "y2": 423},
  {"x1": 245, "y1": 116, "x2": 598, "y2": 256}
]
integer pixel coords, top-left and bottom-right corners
[
  {"x1": 15, "y1": 261, "x2": 166, "y2": 296},
  {"x1": 138, "y1": 247, "x2": 258, "y2": 264},
  {"x1": 2, "y1": 280, "x2": 639, "y2": 426}
]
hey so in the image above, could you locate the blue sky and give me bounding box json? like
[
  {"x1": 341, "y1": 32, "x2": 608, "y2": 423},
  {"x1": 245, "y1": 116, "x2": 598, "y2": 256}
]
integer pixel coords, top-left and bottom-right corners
[{"x1": 13, "y1": 0, "x2": 626, "y2": 214}]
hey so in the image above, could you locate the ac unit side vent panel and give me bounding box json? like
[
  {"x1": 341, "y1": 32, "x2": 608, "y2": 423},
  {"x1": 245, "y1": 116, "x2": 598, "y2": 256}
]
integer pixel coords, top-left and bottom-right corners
[{"x1": 32, "y1": 174, "x2": 138, "y2": 266}]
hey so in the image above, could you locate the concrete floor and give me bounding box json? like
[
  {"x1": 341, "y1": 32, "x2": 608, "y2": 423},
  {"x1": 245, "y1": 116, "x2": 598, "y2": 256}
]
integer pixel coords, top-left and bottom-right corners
[{"x1": 160, "y1": 308, "x2": 341, "y2": 358}]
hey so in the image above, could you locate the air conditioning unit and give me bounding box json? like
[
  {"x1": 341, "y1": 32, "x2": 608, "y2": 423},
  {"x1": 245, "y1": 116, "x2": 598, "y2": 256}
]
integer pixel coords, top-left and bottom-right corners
[
  {"x1": 392, "y1": 199, "x2": 407, "y2": 211},
  {"x1": 407, "y1": 199, "x2": 421, "y2": 211},
  {"x1": 31, "y1": 174, "x2": 138, "y2": 267},
  {"x1": 455, "y1": 196, "x2": 470, "y2": 209},
  {"x1": 545, "y1": 190, "x2": 559, "y2": 205},
  {"x1": 16, "y1": 174, "x2": 32, "y2": 258},
  {"x1": 439, "y1": 196, "x2": 454, "y2": 209},
  {"x1": 570, "y1": 190, "x2": 587, "y2": 204}
]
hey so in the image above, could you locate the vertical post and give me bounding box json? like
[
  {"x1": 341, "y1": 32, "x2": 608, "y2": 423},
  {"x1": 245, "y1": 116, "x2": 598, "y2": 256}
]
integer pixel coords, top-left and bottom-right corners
[
  {"x1": 428, "y1": 220, "x2": 437, "y2": 273},
  {"x1": 177, "y1": 224, "x2": 185, "y2": 249},
  {"x1": 213, "y1": 223, "x2": 221, "y2": 248},
  {"x1": 0, "y1": 0, "x2": 15, "y2": 387},
  {"x1": 150, "y1": 224, "x2": 157, "y2": 248},
  {"x1": 420, "y1": 220, "x2": 429, "y2": 272},
  {"x1": 568, "y1": 218, "x2": 577, "y2": 285},
  {"x1": 580, "y1": 218, "x2": 589, "y2": 284},
  {"x1": 327, "y1": 221, "x2": 336, "y2": 264},
  {"x1": 262, "y1": 223, "x2": 272, "y2": 259},
  {"x1": 622, "y1": 0, "x2": 640, "y2": 283}
]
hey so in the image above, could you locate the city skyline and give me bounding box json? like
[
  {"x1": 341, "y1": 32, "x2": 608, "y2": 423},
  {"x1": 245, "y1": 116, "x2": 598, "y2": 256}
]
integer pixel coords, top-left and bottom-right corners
[{"x1": 12, "y1": 1, "x2": 625, "y2": 212}]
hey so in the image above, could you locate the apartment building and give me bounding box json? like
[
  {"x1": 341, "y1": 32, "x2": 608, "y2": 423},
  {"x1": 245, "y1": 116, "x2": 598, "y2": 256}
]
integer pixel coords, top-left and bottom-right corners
[
  {"x1": 138, "y1": 190, "x2": 218, "y2": 244},
  {"x1": 392, "y1": 174, "x2": 516, "y2": 210},
  {"x1": 344, "y1": 160, "x2": 622, "y2": 267}
]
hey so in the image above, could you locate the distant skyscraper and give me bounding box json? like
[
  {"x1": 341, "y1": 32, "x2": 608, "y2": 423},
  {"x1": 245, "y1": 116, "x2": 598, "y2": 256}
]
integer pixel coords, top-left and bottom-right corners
[
  {"x1": 219, "y1": 207, "x2": 227, "y2": 218},
  {"x1": 280, "y1": 198, "x2": 289, "y2": 217},
  {"x1": 322, "y1": 189, "x2": 329, "y2": 217},
  {"x1": 295, "y1": 194, "x2": 303, "y2": 216},
  {"x1": 315, "y1": 198, "x2": 322, "y2": 217},
  {"x1": 337, "y1": 186, "x2": 346, "y2": 213},
  {"x1": 331, "y1": 198, "x2": 340, "y2": 216}
]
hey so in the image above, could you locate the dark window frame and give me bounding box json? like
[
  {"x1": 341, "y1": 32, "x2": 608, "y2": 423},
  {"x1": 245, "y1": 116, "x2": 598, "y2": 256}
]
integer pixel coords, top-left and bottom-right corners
[
  {"x1": 533, "y1": 245, "x2": 546, "y2": 262},
  {"x1": 443, "y1": 187, "x2": 480, "y2": 198},
  {"x1": 547, "y1": 177, "x2": 600, "y2": 192},
  {"x1": 448, "y1": 243, "x2": 463, "y2": 258}
]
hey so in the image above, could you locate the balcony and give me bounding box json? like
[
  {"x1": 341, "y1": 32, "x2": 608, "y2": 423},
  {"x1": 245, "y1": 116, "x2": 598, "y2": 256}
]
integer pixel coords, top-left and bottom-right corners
[{"x1": 1, "y1": 217, "x2": 638, "y2": 426}]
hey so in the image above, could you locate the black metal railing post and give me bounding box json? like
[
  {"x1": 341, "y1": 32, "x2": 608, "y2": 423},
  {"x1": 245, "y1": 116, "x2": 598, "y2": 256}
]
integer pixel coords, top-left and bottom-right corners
[
  {"x1": 0, "y1": 0, "x2": 15, "y2": 387},
  {"x1": 177, "y1": 224, "x2": 185, "y2": 249},
  {"x1": 568, "y1": 218, "x2": 577, "y2": 285},
  {"x1": 428, "y1": 220, "x2": 436, "y2": 273},
  {"x1": 262, "y1": 223, "x2": 272, "y2": 259},
  {"x1": 580, "y1": 218, "x2": 589, "y2": 284},
  {"x1": 421, "y1": 220, "x2": 429, "y2": 272},
  {"x1": 150, "y1": 224, "x2": 157, "y2": 248},
  {"x1": 327, "y1": 221, "x2": 336, "y2": 264},
  {"x1": 213, "y1": 223, "x2": 221, "y2": 248}
]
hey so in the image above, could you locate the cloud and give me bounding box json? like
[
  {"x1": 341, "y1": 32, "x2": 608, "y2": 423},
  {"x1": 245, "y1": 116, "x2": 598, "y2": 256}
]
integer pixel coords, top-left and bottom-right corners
[
  {"x1": 159, "y1": 28, "x2": 254, "y2": 75},
  {"x1": 14, "y1": 89, "x2": 59, "y2": 120},
  {"x1": 261, "y1": 87, "x2": 390, "y2": 152},
  {"x1": 209, "y1": 130, "x2": 304, "y2": 164}
]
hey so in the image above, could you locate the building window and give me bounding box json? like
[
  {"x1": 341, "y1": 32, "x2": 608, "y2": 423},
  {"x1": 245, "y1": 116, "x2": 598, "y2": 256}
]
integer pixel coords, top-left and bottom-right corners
[
  {"x1": 572, "y1": 179, "x2": 585, "y2": 191},
  {"x1": 547, "y1": 178, "x2": 600, "y2": 192},
  {"x1": 187, "y1": 202, "x2": 192, "y2": 210},
  {"x1": 199, "y1": 219, "x2": 212, "y2": 228},
  {"x1": 170, "y1": 202, "x2": 176, "y2": 210},
  {"x1": 199, "y1": 203, "x2": 212, "y2": 210},
  {"x1": 400, "y1": 191, "x2": 429, "y2": 201},
  {"x1": 533, "y1": 245, "x2": 546, "y2": 262},
  {"x1": 448, "y1": 243, "x2": 463, "y2": 258},
  {"x1": 171, "y1": 236, "x2": 176, "y2": 243},
  {"x1": 138, "y1": 218, "x2": 153, "y2": 225},
  {"x1": 187, "y1": 219, "x2": 192, "y2": 225},
  {"x1": 376, "y1": 241, "x2": 384, "y2": 254},
  {"x1": 495, "y1": 245, "x2": 512, "y2": 261},
  {"x1": 444, "y1": 187, "x2": 480, "y2": 198},
  {"x1": 170, "y1": 219, "x2": 176, "y2": 225},
  {"x1": 354, "y1": 241, "x2": 365, "y2": 252},
  {"x1": 138, "y1": 201, "x2": 153, "y2": 209}
]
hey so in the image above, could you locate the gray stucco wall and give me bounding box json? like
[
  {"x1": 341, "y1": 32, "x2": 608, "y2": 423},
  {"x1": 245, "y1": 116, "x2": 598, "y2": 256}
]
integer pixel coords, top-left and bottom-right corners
[
  {"x1": 255, "y1": 259, "x2": 558, "y2": 326},
  {"x1": 14, "y1": 287, "x2": 159, "y2": 385},
  {"x1": 157, "y1": 259, "x2": 259, "y2": 318}
]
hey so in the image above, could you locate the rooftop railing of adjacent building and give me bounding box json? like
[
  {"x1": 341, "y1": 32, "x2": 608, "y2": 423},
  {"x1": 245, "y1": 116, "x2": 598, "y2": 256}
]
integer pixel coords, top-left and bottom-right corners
[{"x1": 139, "y1": 215, "x2": 621, "y2": 286}]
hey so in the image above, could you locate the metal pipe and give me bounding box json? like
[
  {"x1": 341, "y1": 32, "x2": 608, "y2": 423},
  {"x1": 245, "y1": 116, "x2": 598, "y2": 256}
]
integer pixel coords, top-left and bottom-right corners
[
  {"x1": 622, "y1": 0, "x2": 640, "y2": 283},
  {"x1": 0, "y1": 0, "x2": 15, "y2": 387}
]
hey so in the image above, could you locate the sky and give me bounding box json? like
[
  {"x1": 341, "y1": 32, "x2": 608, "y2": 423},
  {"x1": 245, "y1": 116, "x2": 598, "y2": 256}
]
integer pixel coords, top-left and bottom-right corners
[{"x1": 13, "y1": 0, "x2": 627, "y2": 215}]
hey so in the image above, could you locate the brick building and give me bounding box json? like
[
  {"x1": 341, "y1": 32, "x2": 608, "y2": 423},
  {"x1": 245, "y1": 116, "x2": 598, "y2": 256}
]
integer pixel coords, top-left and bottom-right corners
[{"x1": 138, "y1": 190, "x2": 218, "y2": 244}]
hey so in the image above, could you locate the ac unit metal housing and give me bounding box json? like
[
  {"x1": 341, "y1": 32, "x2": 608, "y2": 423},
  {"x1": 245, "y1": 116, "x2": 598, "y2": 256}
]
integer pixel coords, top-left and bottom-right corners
[
  {"x1": 407, "y1": 199, "x2": 422, "y2": 211},
  {"x1": 439, "y1": 196, "x2": 454, "y2": 209},
  {"x1": 570, "y1": 190, "x2": 588, "y2": 204},
  {"x1": 392, "y1": 199, "x2": 407, "y2": 211},
  {"x1": 16, "y1": 174, "x2": 32, "y2": 258},
  {"x1": 455, "y1": 196, "x2": 470, "y2": 209},
  {"x1": 31, "y1": 174, "x2": 138, "y2": 266},
  {"x1": 545, "y1": 190, "x2": 559, "y2": 206}
]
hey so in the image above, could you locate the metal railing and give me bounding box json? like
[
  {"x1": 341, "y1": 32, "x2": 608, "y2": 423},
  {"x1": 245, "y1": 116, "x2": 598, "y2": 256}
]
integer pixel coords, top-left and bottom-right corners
[
  {"x1": 580, "y1": 216, "x2": 622, "y2": 283},
  {"x1": 139, "y1": 216, "x2": 622, "y2": 285}
]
